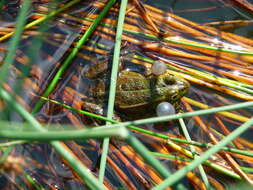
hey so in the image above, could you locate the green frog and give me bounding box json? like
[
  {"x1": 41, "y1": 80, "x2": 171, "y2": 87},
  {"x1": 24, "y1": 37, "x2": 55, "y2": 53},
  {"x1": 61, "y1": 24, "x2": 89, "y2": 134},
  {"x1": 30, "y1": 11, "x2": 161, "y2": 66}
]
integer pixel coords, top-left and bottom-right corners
[{"x1": 79, "y1": 55, "x2": 189, "y2": 117}]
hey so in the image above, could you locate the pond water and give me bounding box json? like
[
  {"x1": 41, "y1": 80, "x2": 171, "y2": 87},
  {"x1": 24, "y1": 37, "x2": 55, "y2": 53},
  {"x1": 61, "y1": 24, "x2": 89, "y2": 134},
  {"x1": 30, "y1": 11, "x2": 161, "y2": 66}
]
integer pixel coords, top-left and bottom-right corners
[{"x1": 0, "y1": 0, "x2": 253, "y2": 189}]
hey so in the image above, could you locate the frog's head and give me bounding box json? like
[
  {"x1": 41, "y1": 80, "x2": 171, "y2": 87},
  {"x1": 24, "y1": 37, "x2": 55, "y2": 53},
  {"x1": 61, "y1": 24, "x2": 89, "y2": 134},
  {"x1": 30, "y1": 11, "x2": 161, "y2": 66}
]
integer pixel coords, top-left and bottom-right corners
[{"x1": 154, "y1": 73, "x2": 189, "y2": 103}]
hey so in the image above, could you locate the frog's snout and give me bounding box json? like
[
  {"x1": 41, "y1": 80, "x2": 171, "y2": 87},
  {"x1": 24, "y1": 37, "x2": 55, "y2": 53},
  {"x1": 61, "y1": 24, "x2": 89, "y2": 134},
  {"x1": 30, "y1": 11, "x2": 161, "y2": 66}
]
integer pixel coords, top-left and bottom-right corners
[
  {"x1": 176, "y1": 78, "x2": 190, "y2": 93},
  {"x1": 179, "y1": 80, "x2": 190, "y2": 99},
  {"x1": 174, "y1": 79, "x2": 189, "y2": 97},
  {"x1": 158, "y1": 74, "x2": 190, "y2": 100}
]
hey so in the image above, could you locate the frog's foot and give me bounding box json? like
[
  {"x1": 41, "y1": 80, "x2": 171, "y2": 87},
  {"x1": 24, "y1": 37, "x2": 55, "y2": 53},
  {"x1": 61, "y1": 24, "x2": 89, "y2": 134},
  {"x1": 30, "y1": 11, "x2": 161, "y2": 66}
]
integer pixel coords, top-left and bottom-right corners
[
  {"x1": 82, "y1": 101, "x2": 104, "y2": 116},
  {"x1": 81, "y1": 101, "x2": 121, "y2": 123}
]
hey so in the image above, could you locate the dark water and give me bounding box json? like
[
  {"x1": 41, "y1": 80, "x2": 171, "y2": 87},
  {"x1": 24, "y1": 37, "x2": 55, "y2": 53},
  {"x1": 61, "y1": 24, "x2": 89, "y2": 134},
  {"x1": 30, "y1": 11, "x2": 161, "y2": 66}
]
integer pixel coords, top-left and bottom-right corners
[{"x1": 148, "y1": 0, "x2": 253, "y2": 37}]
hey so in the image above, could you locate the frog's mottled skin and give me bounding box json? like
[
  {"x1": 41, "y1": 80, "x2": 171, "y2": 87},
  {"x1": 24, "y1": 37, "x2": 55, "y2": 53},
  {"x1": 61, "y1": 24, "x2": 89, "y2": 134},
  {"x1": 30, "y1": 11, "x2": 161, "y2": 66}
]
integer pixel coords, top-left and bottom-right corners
[
  {"x1": 114, "y1": 70, "x2": 189, "y2": 109},
  {"x1": 82, "y1": 57, "x2": 189, "y2": 115}
]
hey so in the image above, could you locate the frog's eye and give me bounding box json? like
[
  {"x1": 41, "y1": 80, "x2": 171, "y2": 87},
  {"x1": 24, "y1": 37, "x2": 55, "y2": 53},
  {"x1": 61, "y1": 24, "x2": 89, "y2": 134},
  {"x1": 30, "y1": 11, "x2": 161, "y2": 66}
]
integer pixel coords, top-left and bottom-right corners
[{"x1": 164, "y1": 76, "x2": 176, "y2": 85}]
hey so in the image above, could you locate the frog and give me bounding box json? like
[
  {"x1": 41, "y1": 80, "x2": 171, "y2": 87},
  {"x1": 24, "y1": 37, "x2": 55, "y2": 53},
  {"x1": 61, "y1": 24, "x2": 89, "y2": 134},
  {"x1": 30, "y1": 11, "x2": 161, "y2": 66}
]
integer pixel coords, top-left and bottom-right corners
[
  {"x1": 78, "y1": 54, "x2": 189, "y2": 118},
  {"x1": 71, "y1": 53, "x2": 189, "y2": 171}
]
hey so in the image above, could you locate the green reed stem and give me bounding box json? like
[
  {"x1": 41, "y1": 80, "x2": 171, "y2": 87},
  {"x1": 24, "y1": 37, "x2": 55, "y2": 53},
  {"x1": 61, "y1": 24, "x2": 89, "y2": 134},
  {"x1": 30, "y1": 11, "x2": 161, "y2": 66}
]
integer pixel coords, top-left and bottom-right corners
[
  {"x1": 40, "y1": 97, "x2": 253, "y2": 158},
  {"x1": 0, "y1": 0, "x2": 32, "y2": 88},
  {"x1": 99, "y1": 101, "x2": 253, "y2": 128},
  {"x1": 0, "y1": 116, "x2": 252, "y2": 159},
  {"x1": 185, "y1": 68, "x2": 253, "y2": 94},
  {"x1": 0, "y1": 90, "x2": 187, "y2": 189},
  {"x1": 0, "y1": 146, "x2": 13, "y2": 163},
  {"x1": 45, "y1": 11, "x2": 253, "y2": 57},
  {"x1": 79, "y1": 13, "x2": 253, "y2": 55},
  {"x1": 32, "y1": 0, "x2": 116, "y2": 114},
  {"x1": 24, "y1": 172, "x2": 44, "y2": 190},
  {"x1": 0, "y1": 140, "x2": 27, "y2": 147},
  {"x1": 0, "y1": 124, "x2": 128, "y2": 140},
  {"x1": 123, "y1": 27, "x2": 253, "y2": 55},
  {"x1": 0, "y1": 0, "x2": 81, "y2": 42},
  {"x1": 178, "y1": 118, "x2": 210, "y2": 188},
  {"x1": 0, "y1": 92, "x2": 244, "y2": 181},
  {"x1": 99, "y1": 0, "x2": 128, "y2": 183},
  {"x1": 240, "y1": 166, "x2": 253, "y2": 174},
  {"x1": 0, "y1": 89, "x2": 104, "y2": 190},
  {"x1": 152, "y1": 152, "x2": 252, "y2": 176},
  {"x1": 165, "y1": 139, "x2": 241, "y2": 180},
  {"x1": 26, "y1": 0, "x2": 81, "y2": 27},
  {"x1": 134, "y1": 54, "x2": 253, "y2": 94},
  {"x1": 153, "y1": 116, "x2": 253, "y2": 189},
  {"x1": 38, "y1": 12, "x2": 253, "y2": 93},
  {"x1": 12, "y1": 2, "x2": 57, "y2": 115},
  {"x1": 164, "y1": 37, "x2": 253, "y2": 55},
  {"x1": 63, "y1": 14, "x2": 253, "y2": 93},
  {"x1": 125, "y1": 134, "x2": 187, "y2": 190}
]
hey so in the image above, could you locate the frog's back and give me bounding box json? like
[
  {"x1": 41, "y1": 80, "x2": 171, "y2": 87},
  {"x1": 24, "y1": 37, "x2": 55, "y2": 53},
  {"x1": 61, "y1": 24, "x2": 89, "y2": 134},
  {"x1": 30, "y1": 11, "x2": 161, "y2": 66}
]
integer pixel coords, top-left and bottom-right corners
[{"x1": 115, "y1": 71, "x2": 153, "y2": 109}]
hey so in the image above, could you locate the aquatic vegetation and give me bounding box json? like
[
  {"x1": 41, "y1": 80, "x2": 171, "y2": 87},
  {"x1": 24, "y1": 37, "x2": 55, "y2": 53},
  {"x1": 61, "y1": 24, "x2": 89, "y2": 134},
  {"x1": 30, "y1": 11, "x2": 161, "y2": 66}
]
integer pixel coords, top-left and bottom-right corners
[{"x1": 0, "y1": 0, "x2": 253, "y2": 189}]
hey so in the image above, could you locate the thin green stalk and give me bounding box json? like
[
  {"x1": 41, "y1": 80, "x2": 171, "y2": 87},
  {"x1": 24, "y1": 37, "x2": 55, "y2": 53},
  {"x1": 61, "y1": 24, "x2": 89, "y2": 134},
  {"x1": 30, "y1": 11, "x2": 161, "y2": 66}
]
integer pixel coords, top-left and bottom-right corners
[
  {"x1": 0, "y1": 124, "x2": 128, "y2": 141},
  {"x1": 0, "y1": 89, "x2": 105, "y2": 190},
  {"x1": 24, "y1": 172, "x2": 45, "y2": 190},
  {"x1": 164, "y1": 37, "x2": 253, "y2": 55},
  {"x1": 152, "y1": 152, "x2": 253, "y2": 176},
  {"x1": 123, "y1": 28, "x2": 253, "y2": 55},
  {"x1": 185, "y1": 68, "x2": 253, "y2": 94},
  {"x1": 58, "y1": 16, "x2": 253, "y2": 93},
  {"x1": 0, "y1": 118, "x2": 252, "y2": 163},
  {"x1": 74, "y1": 15, "x2": 253, "y2": 93},
  {"x1": 153, "y1": 116, "x2": 253, "y2": 189},
  {"x1": 240, "y1": 166, "x2": 253, "y2": 174},
  {"x1": 12, "y1": 2, "x2": 55, "y2": 113},
  {"x1": 0, "y1": 0, "x2": 32, "y2": 88},
  {"x1": 0, "y1": 146, "x2": 13, "y2": 163},
  {"x1": 0, "y1": 140, "x2": 27, "y2": 147},
  {"x1": 0, "y1": 0, "x2": 82, "y2": 41},
  {"x1": 0, "y1": 0, "x2": 31, "y2": 160},
  {"x1": 99, "y1": 0, "x2": 128, "y2": 183},
  {"x1": 98, "y1": 101, "x2": 253, "y2": 128},
  {"x1": 125, "y1": 134, "x2": 187, "y2": 190},
  {"x1": 32, "y1": 0, "x2": 117, "y2": 114},
  {"x1": 76, "y1": 14, "x2": 253, "y2": 55},
  {"x1": 40, "y1": 96, "x2": 253, "y2": 157},
  {"x1": 165, "y1": 139, "x2": 241, "y2": 180},
  {"x1": 134, "y1": 54, "x2": 253, "y2": 93},
  {"x1": 1, "y1": 0, "x2": 82, "y2": 118},
  {"x1": 178, "y1": 118, "x2": 210, "y2": 188}
]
